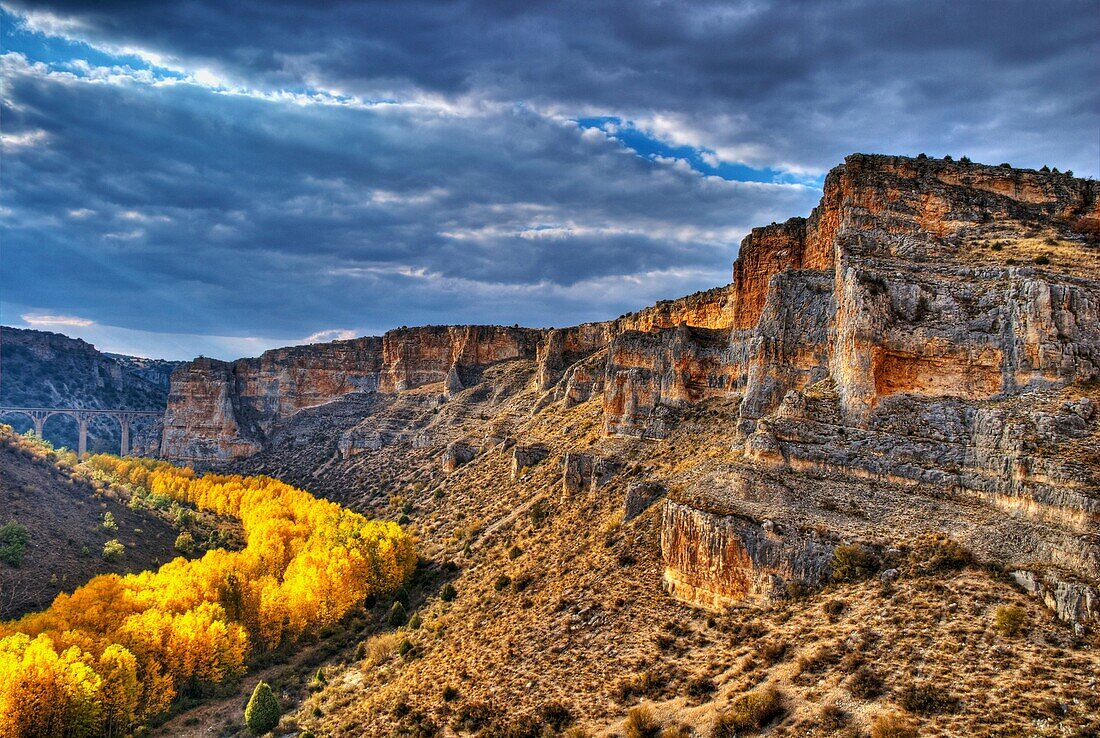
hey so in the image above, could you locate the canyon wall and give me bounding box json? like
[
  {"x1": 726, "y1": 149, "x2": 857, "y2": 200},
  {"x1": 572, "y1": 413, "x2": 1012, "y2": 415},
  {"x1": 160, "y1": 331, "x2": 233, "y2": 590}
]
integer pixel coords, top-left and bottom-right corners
[
  {"x1": 159, "y1": 155, "x2": 1100, "y2": 627},
  {"x1": 164, "y1": 287, "x2": 738, "y2": 461}
]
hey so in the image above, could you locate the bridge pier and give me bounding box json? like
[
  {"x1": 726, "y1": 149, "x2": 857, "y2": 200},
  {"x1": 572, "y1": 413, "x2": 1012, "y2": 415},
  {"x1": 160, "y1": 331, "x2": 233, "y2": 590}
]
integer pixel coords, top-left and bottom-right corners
[
  {"x1": 119, "y1": 417, "x2": 130, "y2": 456},
  {"x1": 32, "y1": 414, "x2": 45, "y2": 438},
  {"x1": 77, "y1": 414, "x2": 89, "y2": 459}
]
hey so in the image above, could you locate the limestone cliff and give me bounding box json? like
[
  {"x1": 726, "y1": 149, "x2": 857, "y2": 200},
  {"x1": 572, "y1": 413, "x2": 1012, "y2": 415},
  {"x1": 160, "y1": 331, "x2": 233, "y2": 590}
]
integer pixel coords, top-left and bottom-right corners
[{"x1": 160, "y1": 154, "x2": 1100, "y2": 628}]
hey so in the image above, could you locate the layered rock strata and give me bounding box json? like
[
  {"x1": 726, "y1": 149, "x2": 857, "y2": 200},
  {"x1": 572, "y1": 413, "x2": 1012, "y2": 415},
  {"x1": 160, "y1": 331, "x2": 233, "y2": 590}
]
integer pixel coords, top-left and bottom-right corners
[{"x1": 160, "y1": 155, "x2": 1100, "y2": 626}]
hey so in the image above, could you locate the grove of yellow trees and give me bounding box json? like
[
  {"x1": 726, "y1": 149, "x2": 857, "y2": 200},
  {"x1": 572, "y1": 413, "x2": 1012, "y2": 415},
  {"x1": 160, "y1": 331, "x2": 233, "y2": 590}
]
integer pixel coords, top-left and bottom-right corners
[{"x1": 0, "y1": 455, "x2": 416, "y2": 737}]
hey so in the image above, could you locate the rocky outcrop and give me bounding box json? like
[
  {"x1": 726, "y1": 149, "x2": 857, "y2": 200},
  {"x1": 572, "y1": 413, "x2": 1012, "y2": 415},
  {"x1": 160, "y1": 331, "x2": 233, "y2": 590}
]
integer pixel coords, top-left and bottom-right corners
[
  {"x1": 442, "y1": 441, "x2": 477, "y2": 473},
  {"x1": 381, "y1": 325, "x2": 543, "y2": 394},
  {"x1": 661, "y1": 500, "x2": 837, "y2": 609},
  {"x1": 339, "y1": 427, "x2": 385, "y2": 457},
  {"x1": 533, "y1": 287, "x2": 734, "y2": 393},
  {"x1": 163, "y1": 327, "x2": 541, "y2": 461},
  {"x1": 561, "y1": 452, "x2": 621, "y2": 496},
  {"x1": 1011, "y1": 570, "x2": 1099, "y2": 635},
  {"x1": 623, "y1": 481, "x2": 666, "y2": 521},
  {"x1": 603, "y1": 326, "x2": 737, "y2": 438},
  {"x1": 162, "y1": 339, "x2": 382, "y2": 460},
  {"x1": 623, "y1": 156, "x2": 1098, "y2": 624},
  {"x1": 511, "y1": 444, "x2": 549, "y2": 479}
]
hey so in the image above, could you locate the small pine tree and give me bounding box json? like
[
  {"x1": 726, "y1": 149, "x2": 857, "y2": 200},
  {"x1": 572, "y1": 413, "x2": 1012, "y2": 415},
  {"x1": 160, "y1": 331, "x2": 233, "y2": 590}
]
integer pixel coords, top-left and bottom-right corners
[
  {"x1": 0, "y1": 520, "x2": 30, "y2": 566},
  {"x1": 387, "y1": 600, "x2": 407, "y2": 627},
  {"x1": 440, "y1": 582, "x2": 457, "y2": 602},
  {"x1": 101, "y1": 512, "x2": 119, "y2": 533},
  {"x1": 244, "y1": 681, "x2": 280, "y2": 735}
]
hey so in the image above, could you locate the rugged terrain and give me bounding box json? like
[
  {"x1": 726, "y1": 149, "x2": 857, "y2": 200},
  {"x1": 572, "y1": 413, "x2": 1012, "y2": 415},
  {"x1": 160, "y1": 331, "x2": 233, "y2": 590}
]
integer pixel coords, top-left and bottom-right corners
[
  {"x1": 23, "y1": 154, "x2": 1100, "y2": 735},
  {"x1": 0, "y1": 327, "x2": 178, "y2": 453}
]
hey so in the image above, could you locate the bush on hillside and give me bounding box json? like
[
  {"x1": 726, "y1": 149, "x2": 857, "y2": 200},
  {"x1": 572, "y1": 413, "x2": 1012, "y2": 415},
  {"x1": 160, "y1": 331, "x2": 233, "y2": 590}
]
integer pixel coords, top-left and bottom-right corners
[
  {"x1": 624, "y1": 706, "x2": 662, "y2": 738},
  {"x1": 388, "y1": 601, "x2": 408, "y2": 627},
  {"x1": 101, "y1": 539, "x2": 125, "y2": 562},
  {"x1": 0, "y1": 520, "x2": 30, "y2": 567},
  {"x1": 993, "y1": 605, "x2": 1029, "y2": 636},
  {"x1": 847, "y1": 665, "x2": 884, "y2": 699},
  {"x1": 907, "y1": 533, "x2": 971, "y2": 574},
  {"x1": 713, "y1": 686, "x2": 784, "y2": 735},
  {"x1": 244, "y1": 681, "x2": 280, "y2": 735},
  {"x1": 831, "y1": 544, "x2": 880, "y2": 582},
  {"x1": 896, "y1": 681, "x2": 960, "y2": 715},
  {"x1": 870, "y1": 711, "x2": 918, "y2": 738}
]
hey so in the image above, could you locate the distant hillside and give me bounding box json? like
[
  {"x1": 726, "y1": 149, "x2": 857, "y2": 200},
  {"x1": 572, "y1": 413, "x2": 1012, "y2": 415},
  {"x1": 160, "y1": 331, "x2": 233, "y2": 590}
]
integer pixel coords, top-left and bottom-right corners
[
  {"x1": 0, "y1": 427, "x2": 241, "y2": 618},
  {"x1": 0, "y1": 326, "x2": 179, "y2": 454}
]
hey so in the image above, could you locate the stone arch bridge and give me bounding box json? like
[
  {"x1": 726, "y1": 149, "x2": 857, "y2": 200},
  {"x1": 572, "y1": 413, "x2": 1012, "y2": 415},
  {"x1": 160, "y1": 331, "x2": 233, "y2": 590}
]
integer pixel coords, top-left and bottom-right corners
[{"x1": 0, "y1": 406, "x2": 161, "y2": 457}]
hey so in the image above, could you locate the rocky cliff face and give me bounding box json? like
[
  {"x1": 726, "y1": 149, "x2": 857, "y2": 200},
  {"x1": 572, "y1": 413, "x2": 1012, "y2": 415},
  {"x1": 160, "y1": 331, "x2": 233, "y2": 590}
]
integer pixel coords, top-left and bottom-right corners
[
  {"x1": 161, "y1": 154, "x2": 1100, "y2": 628},
  {"x1": 640, "y1": 155, "x2": 1100, "y2": 622},
  {"x1": 164, "y1": 290, "x2": 738, "y2": 461},
  {"x1": 0, "y1": 326, "x2": 175, "y2": 454}
]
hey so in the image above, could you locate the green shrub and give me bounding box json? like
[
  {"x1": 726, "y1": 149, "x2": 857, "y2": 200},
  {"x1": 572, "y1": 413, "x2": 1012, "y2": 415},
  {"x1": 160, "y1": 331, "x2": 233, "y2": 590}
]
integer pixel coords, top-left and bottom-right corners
[
  {"x1": 102, "y1": 539, "x2": 125, "y2": 562},
  {"x1": 442, "y1": 685, "x2": 459, "y2": 702},
  {"x1": 624, "y1": 706, "x2": 662, "y2": 738},
  {"x1": 441, "y1": 582, "x2": 457, "y2": 602},
  {"x1": 831, "y1": 544, "x2": 880, "y2": 582},
  {"x1": 993, "y1": 604, "x2": 1028, "y2": 636},
  {"x1": 174, "y1": 531, "x2": 196, "y2": 554},
  {"x1": 407, "y1": 612, "x2": 423, "y2": 629},
  {"x1": 101, "y1": 512, "x2": 119, "y2": 533},
  {"x1": 387, "y1": 601, "x2": 408, "y2": 627},
  {"x1": 0, "y1": 520, "x2": 30, "y2": 566},
  {"x1": 713, "y1": 686, "x2": 784, "y2": 735},
  {"x1": 1033, "y1": 255, "x2": 1050, "y2": 265},
  {"x1": 244, "y1": 681, "x2": 280, "y2": 734}
]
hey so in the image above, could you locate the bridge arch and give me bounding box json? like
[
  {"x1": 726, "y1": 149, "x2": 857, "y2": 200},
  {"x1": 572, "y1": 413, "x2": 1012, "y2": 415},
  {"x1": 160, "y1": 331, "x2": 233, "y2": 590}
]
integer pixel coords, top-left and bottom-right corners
[{"x1": 0, "y1": 407, "x2": 161, "y2": 457}]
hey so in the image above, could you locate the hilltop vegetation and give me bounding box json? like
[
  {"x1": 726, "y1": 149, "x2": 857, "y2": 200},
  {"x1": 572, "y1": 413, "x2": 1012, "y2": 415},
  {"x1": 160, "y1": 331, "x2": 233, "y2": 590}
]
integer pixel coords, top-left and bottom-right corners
[{"x1": 0, "y1": 452, "x2": 415, "y2": 736}]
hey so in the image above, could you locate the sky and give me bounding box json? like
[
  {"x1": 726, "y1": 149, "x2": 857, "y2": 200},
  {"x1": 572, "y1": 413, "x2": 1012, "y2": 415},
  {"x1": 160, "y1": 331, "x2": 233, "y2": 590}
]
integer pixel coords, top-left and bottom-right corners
[{"x1": 1, "y1": 1, "x2": 1096, "y2": 360}]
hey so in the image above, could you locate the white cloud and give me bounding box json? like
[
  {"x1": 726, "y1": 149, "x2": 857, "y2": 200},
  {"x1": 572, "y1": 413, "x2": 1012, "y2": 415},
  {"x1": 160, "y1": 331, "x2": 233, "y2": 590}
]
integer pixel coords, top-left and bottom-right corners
[
  {"x1": 302, "y1": 328, "x2": 358, "y2": 343},
  {"x1": 0, "y1": 128, "x2": 48, "y2": 149},
  {"x1": 21, "y1": 313, "x2": 95, "y2": 327}
]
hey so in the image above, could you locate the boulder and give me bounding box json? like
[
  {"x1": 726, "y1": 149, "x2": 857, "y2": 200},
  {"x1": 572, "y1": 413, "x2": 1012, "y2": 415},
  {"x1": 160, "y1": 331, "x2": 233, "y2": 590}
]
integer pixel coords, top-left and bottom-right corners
[
  {"x1": 511, "y1": 444, "x2": 549, "y2": 479},
  {"x1": 442, "y1": 441, "x2": 476, "y2": 473}
]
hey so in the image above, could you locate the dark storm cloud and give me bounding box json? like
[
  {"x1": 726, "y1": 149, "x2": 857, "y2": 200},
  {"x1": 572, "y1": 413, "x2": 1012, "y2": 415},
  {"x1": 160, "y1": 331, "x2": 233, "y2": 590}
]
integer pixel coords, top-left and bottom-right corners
[
  {"x1": 6, "y1": 0, "x2": 1096, "y2": 173},
  {"x1": 1, "y1": 0, "x2": 1095, "y2": 358},
  {"x1": 0, "y1": 50, "x2": 815, "y2": 349}
]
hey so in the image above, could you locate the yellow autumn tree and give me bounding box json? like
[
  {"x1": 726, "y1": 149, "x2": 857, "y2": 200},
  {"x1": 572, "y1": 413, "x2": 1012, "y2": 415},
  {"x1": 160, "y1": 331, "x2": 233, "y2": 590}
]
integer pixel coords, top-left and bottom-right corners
[{"x1": 0, "y1": 454, "x2": 416, "y2": 736}]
